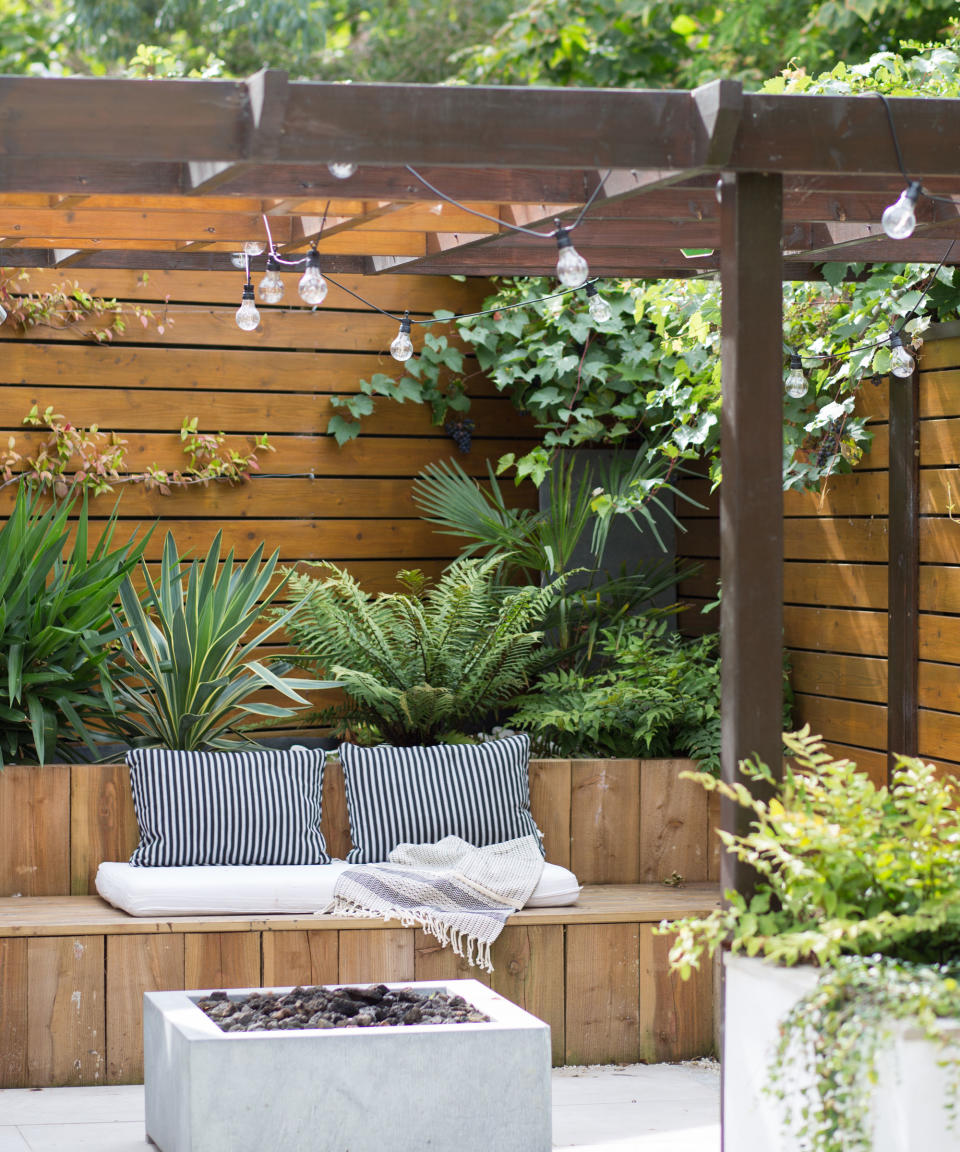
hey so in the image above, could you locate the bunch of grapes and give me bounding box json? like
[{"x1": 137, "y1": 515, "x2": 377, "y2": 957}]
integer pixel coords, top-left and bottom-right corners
[
  {"x1": 816, "y1": 418, "x2": 844, "y2": 468},
  {"x1": 444, "y1": 417, "x2": 475, "y2": 454}
]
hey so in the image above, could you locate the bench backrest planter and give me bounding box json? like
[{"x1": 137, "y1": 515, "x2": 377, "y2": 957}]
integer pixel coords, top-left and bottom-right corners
[{"x1": 0, "y1": 757, "x2": 719, "y2": 896}]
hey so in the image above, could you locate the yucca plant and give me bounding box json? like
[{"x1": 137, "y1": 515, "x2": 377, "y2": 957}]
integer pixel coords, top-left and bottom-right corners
[
  {"x1": 106, "y1": 531, "x2": 337, "y2": 750},
  {"x1": 281, "y1": 555, "x2": 562, "y2": 745},
  {"x1": 0, "y1": 486, "x2": 147, "y2": 767}
]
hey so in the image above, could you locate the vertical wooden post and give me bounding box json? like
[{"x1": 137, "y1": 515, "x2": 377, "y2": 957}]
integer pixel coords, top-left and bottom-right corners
[
  {"x1": 719, "y1": 169, "x2": 784, "y2": 1152},
  {"x1": 719, "y1": 171, "x2": 785, "y2": 894},
  {"x1": 887, "y1": 366, "x2": 919, "y2": 777}
]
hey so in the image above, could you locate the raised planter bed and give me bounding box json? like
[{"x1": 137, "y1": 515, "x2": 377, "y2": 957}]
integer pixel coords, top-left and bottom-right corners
[{"x1": 145, "y1": 979, "x2": 551, "y2": 1152}]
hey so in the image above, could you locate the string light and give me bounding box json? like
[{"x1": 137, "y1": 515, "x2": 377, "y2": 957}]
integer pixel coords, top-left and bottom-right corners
[
  {"x1": 235, "y1": 282, "x2": 260, "y2": 331},
  {"x1": 242, "y1": 241, "x2": 266, "y2": 256},
  {"x1": 784, "y1": 353, "x2": 808, "y2": 399},
  {"x1": 555, "y1": 223, "x2": 589, "y2": 287},
  {"x1": 882, "y1": 181, "x2": 922, "y2": 240},
  {"x1": 328, "y1": 162, "x2": 358, "y2": 180},
  {"x1": 888, "y1": 330, "x2": 916, "y2": 377},
  {"x1": 390, "y1": 312, "x2": 414, "y2": 362},
  {"x1": 298, "y1": 248, "x2": 328, "y2": 306},
  {"x1": 585, "y1": 281, "x2": 612, "y2": 324},
  {"x1": 258, "y1": 255, "x2": 284, "y2": 304},
  {"x1": 0, "y1": 302, "x2": 7, "y2": 326},
  {"x1": 230, "y1": 252, "x2": 247, "y2": 270}
]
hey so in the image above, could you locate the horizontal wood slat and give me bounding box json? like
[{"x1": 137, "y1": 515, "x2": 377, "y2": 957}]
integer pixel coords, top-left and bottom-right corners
[
  {"x1": 784, "y1": 606, "x2": 887, "y2": 656},
  {"x1": 919, "y1": 615, "x2": 960, "y2": 664},
  {"x1": 788, "y1": 650, "x2": 887, "y2": 703},
  {"x1": 793, "y1": 692, "x2": 887, "y2": 751},
  {"x1": 783, "y1": 561, "x2": 887, "y2": 609},
  {"x1": 783, "y1": 517, "x2": 888, "y2": 563}
]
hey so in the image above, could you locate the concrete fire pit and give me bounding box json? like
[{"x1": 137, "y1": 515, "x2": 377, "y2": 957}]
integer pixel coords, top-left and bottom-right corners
[{"x1": 144, "y1": 979, "x2": 551, "y2": 1152}]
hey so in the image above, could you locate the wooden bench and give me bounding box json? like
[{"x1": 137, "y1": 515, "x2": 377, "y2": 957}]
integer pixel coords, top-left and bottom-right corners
[{"x1": 0, "y1": 757, "x2": 721, "y2": 1087}]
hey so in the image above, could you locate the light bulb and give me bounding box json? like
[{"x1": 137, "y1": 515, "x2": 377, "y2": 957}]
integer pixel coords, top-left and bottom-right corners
[
  {"x1": 242, "y1": 241, "x2": 265, "y2": 256},
  {"x1": 298, "y1": 249, "x2": 328, "y2": 306},
  {"x1": 328, "y1": 162, "x2": 357, "y2": 180},
  {"x1": 889, "y1": 331, "x2": 915, "y2": 378},
  {"x1": 390, "y1": 312, "x2": 414, "y2": 362},
  {"x1": 555, "y1": 224, "x2": 588, "y2": 287},
  {"x1": 235, "y1": 283, "x2": 260, "y2": 331},
  {"x1": 585, "y1": 282, "x2": 612, "y2": 324},
  {"x1": 784, "y1": 353, "x2": 808, "y2": 399},
  {"x1": 230, "y1": 252, "x2": 247, "y2": 270},
  {"x1": 258, "y1": 258, "x2": 284, "y2": 304},
  {"x1": 881, "y1": 181, "x2": 921, "y2": 240},
  {"x1": 0, "y1": 302, "x2": 7, "y2": 325}
]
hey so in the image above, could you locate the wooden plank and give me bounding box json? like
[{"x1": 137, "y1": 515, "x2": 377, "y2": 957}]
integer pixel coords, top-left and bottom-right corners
[
  {"x1": 638, "y1": 760, "x2": 710, "y2": 884},
  {"x1": 919, "y1": 661, "x2": 960, "y2": 711},
  {"x1": 0, "y1": 885, "x2": 722, "y2": 938},
  {"x1": 783, "y1": 517, "x2": 888, "y2": 562},
  {"x1": 784, "y1": 560, "x2": 887, "y2": 609},
  {"x1": 262, "y1": 931, "x2": 339, "y2": 987},
  {"x1": 920, "y1": 468, "x2": 960, "y2": 514},
  {"x1": 0, "y1": 765, "x2": 70, "y2": 897},
  {"x1": 184, "y1": 932, "x2": 261, "y2": 990},
  {"x1": 490, "y1": 925, "x2": 565, "y2": 1066},
  {"x1": 338, "y1": 929, "x2": 414, "y2": 983},
  {"x1": 27, "y1": 935, "x2": 105, "y2": 1086},
  {"x1": 918, "y1": 370, "x2": 960, "y2": 416},
  {"x1": 529, "y1": 759, "x2": 571, "y2": 870},
  {"x1": 413, "y1": 929, "x2": 491, "y2": 985},
  {"x1": 105, "y1": 934, "x2": 184, "y2": 1084},
  {"x1": 793, "y1": 693, "x2": 887, "y2": 751},
  {"x1": 570, "y1": 760, "x2": 640, "y2": 884},
  {"x1": 820, "y1": 741, "x2": 887, "y2": 786},
  {"x1": 918, "y1": 708, "x2": 960, "y2": 764},
  {"x1": 0, "y1": 385, "x2": 532, "y2": 438},
  {"x1": 564, "y1": 923, "x2": 639, "y2": 1065},
  {"x1": 637, "y1": 926, "x2": 713, "y2": 1062},
  {"x1": 0, "y1": 938, "x2": 29, "y2": 1086},
  {"x1": 784, "y1": 606, "x2": 887, "y2": 656},
  {"x1": 920, "y1": 614, "x2": 960, "y2": 663},
  {"x1": 70, "y1": 763, "x2": 138, "y2": 897},
  {"x1": 320, "y1": 759, "x2": 351, "y2": 862},
  {"x1": 920, "y1": 518, "x2": 960, "y2": 564},
  {"x1": 920, "y1": 418, "x2": 960, "y2": 467},
  {"x1": 782, "y1": 471, "x2": 887, "y2": 517},
  {"x1": 788, "y1": 651, "x2": 888, "y2": 703},
  {"x1": 707, "y1": 791, "x2": 721, "y2": 883},
  {"x1": 918, "y1": 336, "x2": 960, "y2": 372}
]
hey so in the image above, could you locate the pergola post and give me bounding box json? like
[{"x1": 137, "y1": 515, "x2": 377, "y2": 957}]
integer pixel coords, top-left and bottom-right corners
[{"x1": 718, "y1": 171, "x2": 785, "y2": 886}]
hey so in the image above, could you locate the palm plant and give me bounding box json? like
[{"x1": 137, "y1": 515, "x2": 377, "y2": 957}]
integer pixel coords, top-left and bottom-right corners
[
  {"x1": 107, "y1": 531, "x2": 337, "y2": 750},
  {"x1": 281, "y1": 555, "x2": 562, "y2": 745},
  {"x1": 0, "y1": 487, "x2": 147, "y2": 766}
]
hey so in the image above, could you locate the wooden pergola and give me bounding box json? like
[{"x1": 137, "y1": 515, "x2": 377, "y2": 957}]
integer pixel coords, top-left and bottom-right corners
[{"x1": 1, "y1": 68, "x2": 956, "y2": 893}]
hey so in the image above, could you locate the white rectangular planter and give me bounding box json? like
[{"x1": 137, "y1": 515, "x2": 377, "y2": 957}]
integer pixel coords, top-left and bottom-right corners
[
  {"x1": 144, "y1": 979, "x2": 551, "y2": 1152},
  {"x1": 724, "y1": 953, "x2": 960, "y2": 1151}
]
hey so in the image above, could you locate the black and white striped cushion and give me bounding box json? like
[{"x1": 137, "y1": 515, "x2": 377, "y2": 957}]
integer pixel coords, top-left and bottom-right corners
[
  {"x1": 339, "y1": 734, "x2": 542, "y2": 864},
  {"x1": 127, "y1": 746, "x2": 330, "y2": 866}
]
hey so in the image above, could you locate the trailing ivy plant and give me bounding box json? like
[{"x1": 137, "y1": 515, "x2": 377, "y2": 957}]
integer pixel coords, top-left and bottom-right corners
[
  {"x1": 0, "y1": 269, "x2": 165, "y2": 343},
  {"x1": 0, "y1": 406, "x2": 273, "y2": 498}
]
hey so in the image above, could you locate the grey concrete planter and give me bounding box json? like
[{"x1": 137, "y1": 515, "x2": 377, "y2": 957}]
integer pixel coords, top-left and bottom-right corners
[{"x1": 144, "y1": 979, "x2": 552, "y2": 1152}]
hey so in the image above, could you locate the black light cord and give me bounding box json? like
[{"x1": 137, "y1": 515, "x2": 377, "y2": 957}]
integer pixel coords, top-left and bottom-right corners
[{"x1": 876, "y1": 92, "x2": 914, "y2": 184}]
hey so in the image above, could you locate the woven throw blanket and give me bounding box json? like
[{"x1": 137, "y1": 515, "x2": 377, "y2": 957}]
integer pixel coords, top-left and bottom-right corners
[{"x1": 328, "y1": 834, "x2": 545, "y2": 973}]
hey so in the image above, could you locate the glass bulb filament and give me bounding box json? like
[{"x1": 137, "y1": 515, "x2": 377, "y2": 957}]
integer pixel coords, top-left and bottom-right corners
[
  {"x1": 390, "y1": 312, "x2": 414, "y2": 362},
  {"x1": 555, "y1": 225, "x2": 589, "y2": 288},
  {"x1": 258, "y1": 261, "x2": 284, "y2": 304},
  {"x1": 784, "y1": 354, "x2": 807, "y2": 399},
  {"x1": 235, "y1": 283, "x2": 260, "y2": 331},
  {"x1": 881, "y1": 181, "x2": 921, "y2": 240},
  {"x1": 889, "y1": 332, "x2": 915, "y2": 378},
  {"x1": 585, "y1": 282, "x2": 612, "y2": 324},
  {"x1": 298, "y1": 250, "x2": 328, "y2": 306}
]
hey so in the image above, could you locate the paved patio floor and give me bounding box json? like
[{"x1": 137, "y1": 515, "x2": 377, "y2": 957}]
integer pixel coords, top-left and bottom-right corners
[{"x1": 0, "y1": 1061, "x2": 720, "y2": 1151}]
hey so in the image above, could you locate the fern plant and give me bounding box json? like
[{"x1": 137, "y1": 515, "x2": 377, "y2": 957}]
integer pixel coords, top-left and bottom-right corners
[{"x1": 281, "y1": 556, "x2": 562, "y2": 745}]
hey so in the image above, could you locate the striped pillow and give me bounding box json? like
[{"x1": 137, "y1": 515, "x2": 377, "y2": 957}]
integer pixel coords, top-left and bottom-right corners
[
  {"x1": 127, "y1": 746, "x2": 330, "y2": 867},
  {"x1": 339, "y1": 734, "x2": 543, "y2": 864}
]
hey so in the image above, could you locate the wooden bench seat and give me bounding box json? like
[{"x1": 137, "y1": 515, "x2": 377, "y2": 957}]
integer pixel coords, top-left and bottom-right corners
[{"x1": 0, "y1": 883, "x2": 719, "y2": 1087}]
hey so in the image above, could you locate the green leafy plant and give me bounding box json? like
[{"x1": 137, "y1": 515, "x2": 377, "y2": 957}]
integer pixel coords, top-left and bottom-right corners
[
  {"x1": 106, "y1": 531, "x2": 336, "y2": 750},
  {"x1": 507, "y1": 616, "x2": 724, "y2": 767},
  {"x1": 666, "y1": 728, "x2": 960, "y2": 1152},
  {"x1": 0, "y1": 487, "x2": 147, "y2": 767},
  {"x1": 280, "y1": 555, "x2": 562, "y2": 745}
]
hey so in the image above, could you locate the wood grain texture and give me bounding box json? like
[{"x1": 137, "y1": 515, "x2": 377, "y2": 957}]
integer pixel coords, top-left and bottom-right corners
[
  {"x1": 788, "y1": 651, "x2": 888, "y2": 703},
  {"x1": 338, "y1": 929, "x2": 414, "y2": 983},
  {"x1": 0, "y1": 765, "x2": 70, "y2": 896},
  {"x1": 105, "y1": 934, "x2": 184, "y2": 1084},
  {"x1": 0, "y1": 937, "x2": 29, "y2": 1086},
  {"x1": 784, "y1": 561, "x2": 887, "y2": 610},
  {"x1": 782, "y1": 471, "x2": 887, "y2": 517},
  {"x1": 184, "y1": 932, "x2": 261, "y2": 990},
  {"x1": 70, "y1": 763, "x2": 139, "y2": 896},
  {"x1": 819, "y1": 742, "x2": 888, "y2": 785},
  {"x1": 784, "y1": 606, "x2": 887, "y2": 656},
  {"x1": 707, "y1": 791, "x2": 722, "y2": 883},
  {"x1": 638, "y1": 760, "x2": 709, "y2": 883},
  {"x1": 638, "y1": 926, "x2": 714, "y2": 1062},
  {"x1": 320, "y1": 759, "x2": 351, "y2": 861},
  {"x1": 783, "y1": 517, "x2": 888, "y2": 563},
  {"x1": 529, "y1": 759, "x2": 571, "y2": 870},
  {"x1": 564, "y1": 923, "x2": 639, "y2": 1065},
  {"x1": 262, "y1": 931, "x2": 339, "y2": 987},
  {"x1": 918, "y1": 708, "x2": 960, "y2": 764},
  {"x1": 793, "y1": 693, "x2": 888, "y2": 751},
  {"x1": 921, "y1": 566, "x2": 960, "y2": 614},
  {"x1": 491, "y1": 924, "x2": 565, "y2": 1066},
  {"x1": 920, "y1": 614, "x2": 960, "y2": 663},
  {"x1": 413, "y1": 929, "x2": 492, "y2": 985},
  {"x1": 570, "y1": 760, "x2": 640, "y2": 884},
  {"x1": 27, "y1": 935, "x2": 105, "y2": 1086},
  {"x1": 920, "y1": 518, "x2": 960, "y2": 564}
]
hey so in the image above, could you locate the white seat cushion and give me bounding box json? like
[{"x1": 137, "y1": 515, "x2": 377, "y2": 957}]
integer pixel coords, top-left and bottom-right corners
[{"x1": 95, "y1": 859, "x2": 581, "y2": 917}]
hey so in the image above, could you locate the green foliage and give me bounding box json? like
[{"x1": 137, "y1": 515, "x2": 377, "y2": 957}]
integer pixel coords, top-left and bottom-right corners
[
  {"x1": 667, "y1": 729, "x2": 960, "y2": 977},
  {"x1": 507, "y1": 616, "x2": 724, "y2": 766},
  {"x1": 280, "y1": 556, "x2": 562, "y2": 745},
  {"x1": 0, "y1": 487, "x2": 147, "y2": 767},
  {"x1": 106, "y1": 531, "x2": 334, "y2": 750},
  {"x1": 768, "y1": 954, "x2": 960, "y2": 1152}
]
